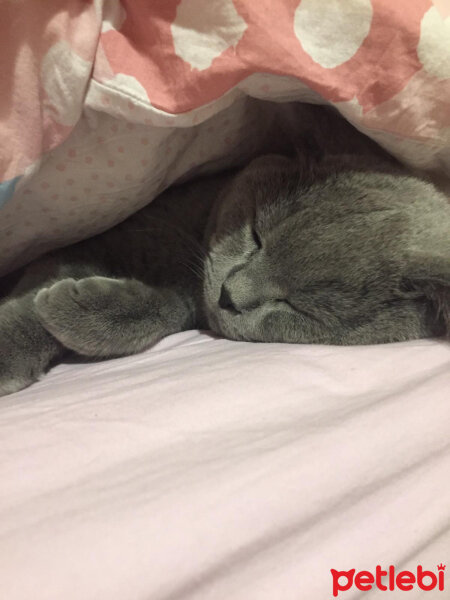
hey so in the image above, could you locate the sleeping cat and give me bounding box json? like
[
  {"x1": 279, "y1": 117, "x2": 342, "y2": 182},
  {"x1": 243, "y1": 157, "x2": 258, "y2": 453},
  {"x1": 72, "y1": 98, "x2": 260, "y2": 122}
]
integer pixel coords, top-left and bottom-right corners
[{"x1": 0, "y1": 112, "x2": 449, "y2": 396}]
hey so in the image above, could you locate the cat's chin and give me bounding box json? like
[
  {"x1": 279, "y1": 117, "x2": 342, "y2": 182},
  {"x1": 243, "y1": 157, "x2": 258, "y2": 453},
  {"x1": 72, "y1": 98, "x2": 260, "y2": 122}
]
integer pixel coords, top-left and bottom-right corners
[
  {"x1": 204, "y1": 305, "x2": 247, "y2": 342},
  {"x1": 209, "y1": 306, "x2": 279, "y2": 344}
]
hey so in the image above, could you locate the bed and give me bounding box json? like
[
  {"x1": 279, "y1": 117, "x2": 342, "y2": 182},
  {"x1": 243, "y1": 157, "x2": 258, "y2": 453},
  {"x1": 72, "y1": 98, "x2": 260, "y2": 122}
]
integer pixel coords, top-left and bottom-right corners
[{"x1": 1, "y1": 1, "x2": 449, "y2": 598}]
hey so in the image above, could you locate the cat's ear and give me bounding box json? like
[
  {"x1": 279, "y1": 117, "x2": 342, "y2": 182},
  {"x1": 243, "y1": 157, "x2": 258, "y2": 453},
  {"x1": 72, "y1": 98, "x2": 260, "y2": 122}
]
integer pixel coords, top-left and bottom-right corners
[{"x1": 402, "y1": 251, "x2": 450, "y2": 336}]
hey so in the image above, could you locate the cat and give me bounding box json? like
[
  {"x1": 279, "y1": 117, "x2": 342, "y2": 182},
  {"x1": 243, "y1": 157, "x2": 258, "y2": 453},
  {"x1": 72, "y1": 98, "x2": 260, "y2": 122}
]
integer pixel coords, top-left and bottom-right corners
[{"x1": 0, "y1": 107, "x2": 449, "y2": 397}]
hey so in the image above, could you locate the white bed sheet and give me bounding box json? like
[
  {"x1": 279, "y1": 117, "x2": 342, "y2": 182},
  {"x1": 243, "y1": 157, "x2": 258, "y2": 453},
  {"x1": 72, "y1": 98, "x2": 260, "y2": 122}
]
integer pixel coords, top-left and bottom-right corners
[{"x1": 1, "y1": 331, "x2": 449, "y2": 599}]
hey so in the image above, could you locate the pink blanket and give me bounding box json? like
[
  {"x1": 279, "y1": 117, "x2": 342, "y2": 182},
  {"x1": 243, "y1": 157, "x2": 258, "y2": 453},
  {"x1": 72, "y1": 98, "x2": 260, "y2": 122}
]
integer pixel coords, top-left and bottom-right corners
[{"x1": 1, "y1": 0, "x2": 449, "y2": 274}]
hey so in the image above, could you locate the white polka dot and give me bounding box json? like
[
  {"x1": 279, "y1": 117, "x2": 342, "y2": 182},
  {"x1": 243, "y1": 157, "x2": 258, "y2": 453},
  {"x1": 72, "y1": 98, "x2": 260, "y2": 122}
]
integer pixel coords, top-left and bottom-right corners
[
  {"x1": 417, "y1": 7, "x2": 450, "y2": 80},
  {"x1": 171, "y1": 0, "x2": 247, "y2": 70},
  {"x1": 103, "y1": 74, "x2": 150, "y2": 104},
  {"x1": 41, "y1": 41, "x2": 92, "y2": 126},
  {"x1": 294, "y1": 0, "x2": 372, "y2": 69},
  {"x1": 101, "y1": 0, "x2": 126, "y2": 33}
]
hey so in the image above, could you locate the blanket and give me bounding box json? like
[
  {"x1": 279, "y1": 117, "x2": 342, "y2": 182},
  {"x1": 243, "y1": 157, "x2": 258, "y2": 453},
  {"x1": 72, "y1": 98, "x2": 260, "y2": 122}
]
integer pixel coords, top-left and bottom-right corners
[
  {"x1": 1, "y1": 332, "x2": 449, "y2": 599},
  {"x1": 1, "y1": 0, "x2": 449, "y2": 275}
]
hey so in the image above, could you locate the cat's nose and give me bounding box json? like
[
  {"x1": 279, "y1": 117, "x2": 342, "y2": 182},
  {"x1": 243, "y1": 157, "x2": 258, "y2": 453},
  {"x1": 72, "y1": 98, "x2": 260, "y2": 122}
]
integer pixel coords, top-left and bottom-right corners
[
  {"x1": 219, "y1": 280, "x2": 262, "y2": 313},
  {"x1": 218, "y1": 285, "x2": 236, "y2": 312}
]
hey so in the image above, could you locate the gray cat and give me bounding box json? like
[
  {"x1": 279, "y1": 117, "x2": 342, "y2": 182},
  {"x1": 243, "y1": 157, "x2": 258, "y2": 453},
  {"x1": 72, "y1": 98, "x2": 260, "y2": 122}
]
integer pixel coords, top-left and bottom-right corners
[{"x1": 0, "y1": 108, "x2": 449, "y2": 396}]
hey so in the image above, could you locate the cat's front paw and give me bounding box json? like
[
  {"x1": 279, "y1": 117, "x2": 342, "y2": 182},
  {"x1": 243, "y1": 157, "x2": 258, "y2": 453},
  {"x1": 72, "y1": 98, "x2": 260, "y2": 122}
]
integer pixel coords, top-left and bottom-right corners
[{"x1": 34, "y1": 276, "x2": 132, "y2": 356}]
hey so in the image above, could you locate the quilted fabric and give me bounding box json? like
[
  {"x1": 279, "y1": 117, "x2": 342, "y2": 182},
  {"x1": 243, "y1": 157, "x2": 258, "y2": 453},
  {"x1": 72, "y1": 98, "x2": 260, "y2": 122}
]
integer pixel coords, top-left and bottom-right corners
[{"x1": 0, "y1": 0, "x2": 449, "y2": 274}]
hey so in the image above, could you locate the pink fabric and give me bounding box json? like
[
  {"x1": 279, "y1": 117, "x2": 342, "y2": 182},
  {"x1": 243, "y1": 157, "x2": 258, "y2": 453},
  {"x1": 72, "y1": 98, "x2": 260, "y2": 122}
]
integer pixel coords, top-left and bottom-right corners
[
  {"x1": 0, "y1": 0, "x2": 99, "y2": 182},
  {"x1": 1, "y1": 1, "x2": 449, "y2": 274},
  {"x1": 0, "y1": 332, "x2": 449, "y2": 599},
  {"x1": 102, "y1": 0, "x2": 428, "y2": 112},
  {"x1": 1, "y1": 0, "x2": 449, "y2": 185}
]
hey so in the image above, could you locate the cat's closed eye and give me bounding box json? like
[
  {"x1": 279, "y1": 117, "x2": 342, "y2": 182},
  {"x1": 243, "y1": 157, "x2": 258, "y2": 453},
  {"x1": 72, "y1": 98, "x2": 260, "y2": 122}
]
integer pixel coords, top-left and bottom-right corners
[
  {"x1": 251, "y1": 227, "x2": 262, "y2": 249},
  {"x1": 273, "y1": 298, "x2": 295, "y2": 310}
]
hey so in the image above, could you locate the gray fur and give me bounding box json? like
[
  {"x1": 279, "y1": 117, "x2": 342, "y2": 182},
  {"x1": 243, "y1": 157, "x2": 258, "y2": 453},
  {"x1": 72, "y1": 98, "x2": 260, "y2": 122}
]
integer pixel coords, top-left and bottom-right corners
[{"x1": 1, "y1": 107, "x2": 449, "y2": 396}]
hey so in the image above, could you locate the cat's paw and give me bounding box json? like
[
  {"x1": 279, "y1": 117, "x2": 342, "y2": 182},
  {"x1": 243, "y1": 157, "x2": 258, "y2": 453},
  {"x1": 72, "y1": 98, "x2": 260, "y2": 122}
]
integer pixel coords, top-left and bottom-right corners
[
  {"x1": 0, "y1": 296, "x2": 64, "y2": 397},
  {"x1": 34, "y1": 276, "x2": 132, "y2": 356},
  {"x1": 0, "y1": 347, "x2": 42, "y2": 397}
]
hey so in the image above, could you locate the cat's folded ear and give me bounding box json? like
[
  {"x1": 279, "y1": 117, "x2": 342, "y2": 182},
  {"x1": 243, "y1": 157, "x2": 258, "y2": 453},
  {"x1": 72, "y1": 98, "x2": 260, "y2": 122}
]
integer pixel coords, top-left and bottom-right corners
[{"x1": 402, "y1": 251, "x2": 450, "y2": 337}]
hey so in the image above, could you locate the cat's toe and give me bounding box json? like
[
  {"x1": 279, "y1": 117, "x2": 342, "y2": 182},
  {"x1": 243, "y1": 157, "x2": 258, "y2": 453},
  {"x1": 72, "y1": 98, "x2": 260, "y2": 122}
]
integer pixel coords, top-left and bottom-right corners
[
  {"x1": 35, "y1": 279, "x2": 78, "y2": 316},
  {"x1": 34, "y1": 277, "x2": 119, "y2": 356},
  {"x1": 74, "y1": 276, "x2": 121, "y2": 298},
  {"x1": 34, "y1": 279, "x2": 87, "y2": 349}
]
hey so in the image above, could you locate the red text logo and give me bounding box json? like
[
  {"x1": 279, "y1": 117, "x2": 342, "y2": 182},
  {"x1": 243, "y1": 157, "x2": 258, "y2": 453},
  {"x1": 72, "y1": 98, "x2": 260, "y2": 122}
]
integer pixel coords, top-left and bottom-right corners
[{"x1": 330, "y1": 564, "x2": 446, "y2": 597}]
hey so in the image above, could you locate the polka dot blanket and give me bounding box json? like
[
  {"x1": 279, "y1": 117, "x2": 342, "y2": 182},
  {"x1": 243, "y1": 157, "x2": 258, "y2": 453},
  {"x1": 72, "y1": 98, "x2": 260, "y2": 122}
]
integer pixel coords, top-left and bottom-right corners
[{"x1": 1, "y1": 0, "x2": 449, "y2": 275}]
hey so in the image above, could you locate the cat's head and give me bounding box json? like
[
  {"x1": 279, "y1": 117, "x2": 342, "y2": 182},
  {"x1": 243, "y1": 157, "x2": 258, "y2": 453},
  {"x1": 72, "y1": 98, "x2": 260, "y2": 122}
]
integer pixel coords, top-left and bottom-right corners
[{"x1": 203, "y1": 154, "x2": 450, "y2": 345}]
